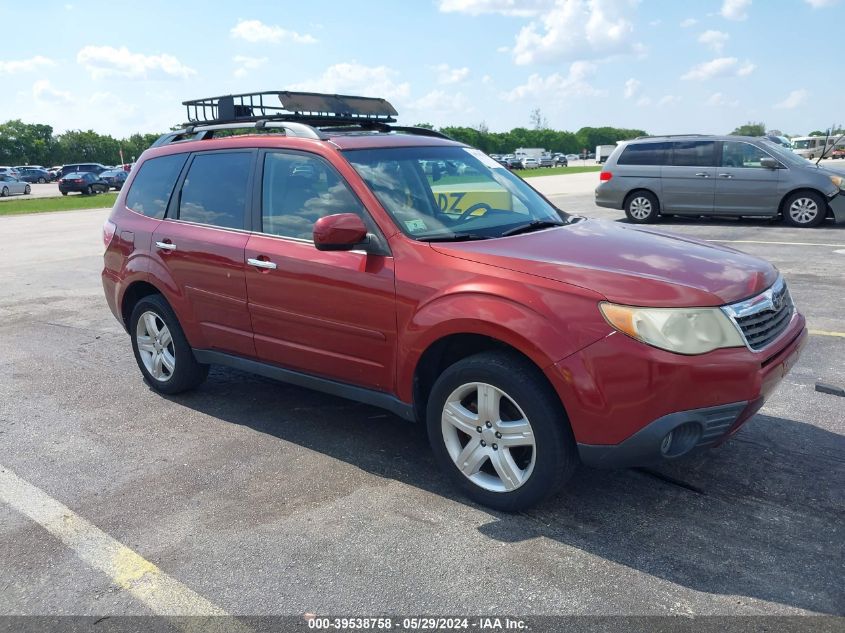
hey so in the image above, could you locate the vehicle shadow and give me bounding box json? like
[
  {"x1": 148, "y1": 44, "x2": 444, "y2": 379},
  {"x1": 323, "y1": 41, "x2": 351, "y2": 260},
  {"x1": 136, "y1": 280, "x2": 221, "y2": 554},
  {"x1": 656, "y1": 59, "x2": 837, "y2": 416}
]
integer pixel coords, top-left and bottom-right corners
[
  {"x1": 615, "y1": 214, "x2": 845, "y2": 231},
  {"x1": 167, "y1": 366, "x2": 845, "y2": 615}
]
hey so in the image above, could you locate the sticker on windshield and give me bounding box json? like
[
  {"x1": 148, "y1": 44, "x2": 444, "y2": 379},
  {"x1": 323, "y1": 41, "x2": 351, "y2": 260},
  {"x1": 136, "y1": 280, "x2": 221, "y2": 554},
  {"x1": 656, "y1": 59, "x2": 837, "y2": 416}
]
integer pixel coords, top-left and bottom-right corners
[
  {"x1": 464, "y1": 148, "x2": 504, "y2": 169},
  {"x1": 404, "y1": 219, "x2": 428, "y2": 233}
]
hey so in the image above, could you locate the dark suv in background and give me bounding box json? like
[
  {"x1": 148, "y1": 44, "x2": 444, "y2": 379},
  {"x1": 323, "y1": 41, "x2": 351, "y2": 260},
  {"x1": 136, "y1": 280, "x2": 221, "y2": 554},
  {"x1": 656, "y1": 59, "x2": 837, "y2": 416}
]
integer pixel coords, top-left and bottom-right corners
[
  {"x1": 59, "y1": 163, "x2": 108, "y2": 179},
  {"x1": 102, "y1": 92, "x2": 806, "y2": 511},
  {"x1": 595, "y1": 135, "x2": 845, "y2": 227}
]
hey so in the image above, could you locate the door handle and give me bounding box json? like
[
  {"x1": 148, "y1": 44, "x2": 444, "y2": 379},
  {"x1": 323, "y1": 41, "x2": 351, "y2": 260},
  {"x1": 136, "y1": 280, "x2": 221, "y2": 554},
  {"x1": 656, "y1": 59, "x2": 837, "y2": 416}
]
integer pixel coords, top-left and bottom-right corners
[
  {"x1": 694, "y1": 172, "x2": 709, "y2": 178},
  {"x1": 155, "y1": 241, "x2": 176, "y2": 251},
  {"x1": 247, "y1": 258, "x2": 277, "y2": 270},
  {"x1": 718, "y1": 173, "x2": 733, "y2": 178}
]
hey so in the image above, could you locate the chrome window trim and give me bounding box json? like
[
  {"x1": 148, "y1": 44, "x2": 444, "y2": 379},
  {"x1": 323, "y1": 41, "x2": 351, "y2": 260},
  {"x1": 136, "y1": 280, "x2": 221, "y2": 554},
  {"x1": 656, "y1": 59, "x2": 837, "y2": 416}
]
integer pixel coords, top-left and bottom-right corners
[{"x1": 721, "y1": 275, "x2": 795, "y2": 353}]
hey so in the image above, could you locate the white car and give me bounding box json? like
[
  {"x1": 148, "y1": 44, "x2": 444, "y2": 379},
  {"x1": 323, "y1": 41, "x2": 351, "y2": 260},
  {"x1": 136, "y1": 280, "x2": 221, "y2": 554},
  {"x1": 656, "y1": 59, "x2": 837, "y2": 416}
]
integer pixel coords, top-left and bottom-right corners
[
  {"x1": 0, "y1": 174, "x2": 32, "y2": 197},
  {"x1": 565, "y1": 154, "x2": 580, "y2": 162},
  {"x1": 520, "y1": 157, "x2": 540, "y2": 169}
]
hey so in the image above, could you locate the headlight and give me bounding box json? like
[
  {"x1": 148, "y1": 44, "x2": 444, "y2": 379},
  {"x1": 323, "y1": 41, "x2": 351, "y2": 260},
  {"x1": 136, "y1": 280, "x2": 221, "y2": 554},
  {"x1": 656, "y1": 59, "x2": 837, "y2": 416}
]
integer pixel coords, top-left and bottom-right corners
[
  {"x1": 829, "y1": 175, "x2": 845, "y2": 191},
  {"x1": 599, "y1": 302, "x2": 745, "y2": 355}
]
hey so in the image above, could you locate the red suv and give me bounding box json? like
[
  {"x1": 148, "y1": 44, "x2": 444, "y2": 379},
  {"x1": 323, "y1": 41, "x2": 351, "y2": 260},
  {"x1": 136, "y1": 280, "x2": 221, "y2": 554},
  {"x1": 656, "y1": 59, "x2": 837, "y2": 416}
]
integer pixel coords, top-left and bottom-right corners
[{"x1": 102, "y1": 91, "x2": 807, "y2": 510}]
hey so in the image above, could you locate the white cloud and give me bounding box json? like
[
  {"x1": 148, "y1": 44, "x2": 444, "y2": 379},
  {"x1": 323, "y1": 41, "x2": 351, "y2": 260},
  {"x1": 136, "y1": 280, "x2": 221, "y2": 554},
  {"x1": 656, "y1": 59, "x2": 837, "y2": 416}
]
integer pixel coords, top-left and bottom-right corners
[
  {"x1": 482, "y1": 74, "x2": 493, "y2": 84},
  {"x1": 432, "y1": 64, "x2": 470, "y2": 85},
  {"x1": 805, "y1": 0, "x2": 840, "y2": 6},
  {"x1": 230, "y1": 19, "x2": 317, "y2": 44},
  {"x1": 33, "y1": 80, "x2": 72, "y2": 105},
  {"x1": 623, "y1": 78, "x2": 640, "y2": 99},
  {"x1": 681, "y1": 56, "x2": 755, "y2": 80},
  {"x1": 635, "y1": 96, "x2": 652, "y2": 107},
  {"x1": 680, "y1": 18, "x2": 698, "y2": 27},
  {"x1": 721, "y1": 0, "x2": 751, "y2": 20},
  {"x1": 706, "y1": 92, "x2": 739, "y2": 107},
  {"x1": 698, "y1": 30, "x2": 729, "y2": 52},
  {"x1": 0, "y1": 56, "x2": 56, "y2": 75},
  {"x1": 511, "y1": 0, "x2": 641, "y2": 65},
  {"x1": 502, "y1": 61, "x2": 602, "y2": 102},
  {"x1": 658, "y1": 95, "x2": 681, "y2": 107},
  {"x1": 774, "y1": 89, "x2": 808, "y2": 110},
  {"x1": 77, "y1": 46, "x2": 196, "y2": 80},
  {"x1": 437, "y1": 0, "x2": 552, "y2": 17},
  {"x1": 289, "y1": 63, "x2": 410, "y2": 102},
  {"x1": 233, "y1": 55, "x2": 268, "y2": 78}
]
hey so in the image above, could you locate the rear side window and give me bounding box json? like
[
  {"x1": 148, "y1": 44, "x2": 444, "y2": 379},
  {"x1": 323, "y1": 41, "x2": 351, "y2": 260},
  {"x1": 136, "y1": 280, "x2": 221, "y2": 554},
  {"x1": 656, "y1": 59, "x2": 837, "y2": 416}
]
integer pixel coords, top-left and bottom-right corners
[
  {"x1": 671, "y1": 141, "x2": 716, "y2": 167},
  {"x1": 617, "y1": 142, "x2": 670, "y2": 166},
  {"x1": 125, "y1": 153, "x2": 188, "y2": 219},
  {"x1": 178, "y1": 152, "x2": 251, "y2": 230}
]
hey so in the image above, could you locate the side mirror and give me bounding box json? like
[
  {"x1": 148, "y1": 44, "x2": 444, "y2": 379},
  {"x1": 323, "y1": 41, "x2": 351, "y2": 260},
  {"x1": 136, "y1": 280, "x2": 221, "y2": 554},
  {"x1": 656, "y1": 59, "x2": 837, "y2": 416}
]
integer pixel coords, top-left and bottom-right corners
[
  {"x1": 313, "y1": 213, "x2": 368, "y2": 251},
  {"x1": 760, "y1": 157, "x2": 779, "y2": 169}
]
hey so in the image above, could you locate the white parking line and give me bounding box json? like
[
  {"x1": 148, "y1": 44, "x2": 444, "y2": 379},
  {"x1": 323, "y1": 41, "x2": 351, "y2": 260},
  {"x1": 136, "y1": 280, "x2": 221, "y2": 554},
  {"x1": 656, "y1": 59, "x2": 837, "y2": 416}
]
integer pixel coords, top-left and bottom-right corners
[
  {"x1": 0, "y1": 465, "x2": 250, "y2": 632},
  {"x1": 705, "y1": 239, "x2": 845, "y2": 248}
]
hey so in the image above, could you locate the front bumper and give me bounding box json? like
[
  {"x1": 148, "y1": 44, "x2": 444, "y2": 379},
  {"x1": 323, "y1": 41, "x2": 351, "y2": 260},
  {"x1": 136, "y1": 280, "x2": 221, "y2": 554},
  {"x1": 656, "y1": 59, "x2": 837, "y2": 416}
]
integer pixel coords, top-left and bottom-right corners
[
  {"x1": 828, "y1": 191, "x2": 845, "y2": 224},
  {"x1": 545, "y1": 313, "x2": 807, "y2": 468}
]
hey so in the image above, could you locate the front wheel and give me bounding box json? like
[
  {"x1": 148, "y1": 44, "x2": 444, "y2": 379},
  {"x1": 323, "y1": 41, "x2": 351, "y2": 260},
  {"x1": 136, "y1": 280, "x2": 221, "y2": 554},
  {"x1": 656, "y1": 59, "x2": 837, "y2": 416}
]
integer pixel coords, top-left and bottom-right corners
[
  {"x1": 624, "y1": 191, "x2": 660, "y2": 223},
  {"x1": 24, "y1": 185, "x2": 31, "y2": 195},
  {"x1": 38, "y1": 177, "x2": 46, "y2": 184},
  {"x1": 427, "y1": 351, "x2": 578, "y2": 511},
  {"x1": 0, "y1": 187, "x2": 7, "y2": 197},
  {"x1": 783, "y1": 191, "x2": 826, "y2": 227},
  {"x1": 129, "y1": 295, "x2": 209, "y2": 395}
]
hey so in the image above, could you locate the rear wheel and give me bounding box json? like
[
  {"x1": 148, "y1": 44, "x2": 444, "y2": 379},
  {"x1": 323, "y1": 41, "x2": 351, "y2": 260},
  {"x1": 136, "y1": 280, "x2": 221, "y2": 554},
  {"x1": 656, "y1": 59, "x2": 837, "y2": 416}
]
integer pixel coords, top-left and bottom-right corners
[
  {"x1": 1, "y1": 187, "x2": 7, "y2": 197},
  {"x1": 129, "y1": 294, "x2": 209, "y2": 395},
  {"x1": 61, "y1": 191, "x2": 67, "y2": 196},
  {"x1": 426, "y1": 351, "x2": 578, "y2": 511},
  {"x1": 783, "y1": 191, "x2": 826, "y2": 227},
  {"x1": 24, "y1": 185, "x2": 31, "y2": 195},
  {"x1": 624, "y1": 190, "x2": 660, "y2": 223},
  {"x1": 38, "y1": 177, "x2": 46, "y2": 184},
  {"x1": 83, "y1": 186, "x2": 92, "y2": 196}
]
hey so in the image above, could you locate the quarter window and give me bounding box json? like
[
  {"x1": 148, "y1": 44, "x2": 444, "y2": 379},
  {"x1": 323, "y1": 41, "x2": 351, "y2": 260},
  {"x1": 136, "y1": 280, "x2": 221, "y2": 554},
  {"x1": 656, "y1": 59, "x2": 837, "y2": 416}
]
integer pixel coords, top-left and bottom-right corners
[
  {"x1": 261, "y1": 152, "x2": 366, "y2": 241},
  {"x1": 617, "y1": 142, "x2": 670, "y2": 166},
  {"x1": 178, "y1": 152, "x2": 251, "y2": 229},
  {"x1": 125, "y1": 153, "x2": 188, "y2": 219},
  {"x1": 671, "y1": 141, "x2": 716, "y2": 167},
  {"x1": 721, "y1": 141, "x2": 772, "y2": 168}
]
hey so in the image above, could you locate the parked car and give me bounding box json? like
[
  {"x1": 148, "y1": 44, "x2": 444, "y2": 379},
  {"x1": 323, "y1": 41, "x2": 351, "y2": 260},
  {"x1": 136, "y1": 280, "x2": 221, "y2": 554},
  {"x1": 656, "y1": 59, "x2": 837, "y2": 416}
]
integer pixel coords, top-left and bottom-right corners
[
  {"x1": 58, "y1": 171, "x2": 109, "y2": 195},
  {"x1": 0, "y1": 166, "x2": 21, "y2": 179},
  {"x1": 102, "y1": 90, "x2": 807, "y2": 511},
  {"x1": 553, "y1": 154, "x2": 569, "y2": 167},
  {"x1": 48, "y1": 166, "x2": 62, "y2": 180},
  {"x1": 505, "y1": 156, "x2": 523, "y2": 169},
  {"x1": 539, "y1": 155, "x2": 556, "y2": 168},
  {"x1": 565, "y1": 154, "x2": 580, "y2": 162},
  {"x1": 59, "y1": 163, "x2": 108, "y2": 179},
  {"x1": 17, "y1": 167, "x2": 53, "y2": 183},
  {"x1": 100, "y1": 169, "x2": 129, "y2": 190},
  {"x1": 595, "y1": 135, "x2": 845, "y2": 227},
  {"x1": 0, "y1": 174, "x2": 31, "y2": 196},
  {"x1": 830, "y1": 148, "x2": 845, "y2": 160},
  {"x1": 520, "y1": 157, "x2": 540, "y2": 169}
]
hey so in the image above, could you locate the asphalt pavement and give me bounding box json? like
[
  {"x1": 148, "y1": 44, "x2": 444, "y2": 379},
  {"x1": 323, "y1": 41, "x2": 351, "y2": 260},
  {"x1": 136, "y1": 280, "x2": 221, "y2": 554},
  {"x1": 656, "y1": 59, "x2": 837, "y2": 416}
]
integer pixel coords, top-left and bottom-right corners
[{"x1": 0, "y1": 178, "x2": 843, "y2": 623}]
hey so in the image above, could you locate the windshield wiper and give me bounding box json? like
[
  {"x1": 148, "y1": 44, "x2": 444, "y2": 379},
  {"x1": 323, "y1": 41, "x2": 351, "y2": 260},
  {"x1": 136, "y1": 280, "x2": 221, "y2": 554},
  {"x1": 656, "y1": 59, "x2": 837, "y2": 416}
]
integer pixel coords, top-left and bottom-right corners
[
  {"x1": 418, "y1": 233, "x2": 491, "y2": 242},
  {"x1": 500, "y1": 220, "x2": 564, "y2": 237}
]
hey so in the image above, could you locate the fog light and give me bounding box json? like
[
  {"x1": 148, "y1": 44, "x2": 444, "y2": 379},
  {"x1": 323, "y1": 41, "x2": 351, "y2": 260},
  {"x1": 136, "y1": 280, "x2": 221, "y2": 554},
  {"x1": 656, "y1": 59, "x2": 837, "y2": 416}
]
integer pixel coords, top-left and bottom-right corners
[
  {"x1": 660, "y1": 431, "x2": 674, "y2": 455},
  {"x1": 660, "y1": 423, "x2": 702, "y2": 458}
]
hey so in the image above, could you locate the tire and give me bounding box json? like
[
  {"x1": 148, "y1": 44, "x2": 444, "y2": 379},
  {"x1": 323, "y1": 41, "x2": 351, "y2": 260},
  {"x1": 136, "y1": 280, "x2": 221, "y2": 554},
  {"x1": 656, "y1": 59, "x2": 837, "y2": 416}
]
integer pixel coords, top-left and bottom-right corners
[
  {"x1": 426, "y1": 351, "x2": 578, "y2": 512},
  {"x1": 24, "y1": 185, "x2": 31, "y2": 195},
  {"x1": 783, "y1": 191, "x2": 826, "y2": 227},
  {"x1": 624, "y1": 190, "x2": 660, "y2": 223},
  {"x1": 83, "y1": 186, "x2": 92, "y2": 196},
  {"x1": 129, "y1": 294, "x2": 209, "y2": 395},
  {"x1": 0, "y1": 187, "x2": 7, "y2": 197},
  {"x1": 38, "y1": 177, "x2": 46, "y2": 184},
  {"x1": 61, "y1": 191, "x2": 67, "y2": 196}
]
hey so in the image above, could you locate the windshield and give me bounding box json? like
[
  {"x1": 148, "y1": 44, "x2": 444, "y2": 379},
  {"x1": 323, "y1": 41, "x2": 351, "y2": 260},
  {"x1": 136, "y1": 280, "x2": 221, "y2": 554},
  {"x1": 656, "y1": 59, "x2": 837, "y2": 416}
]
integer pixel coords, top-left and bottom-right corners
[
  {"x1": 760, "y1": 140, "x2": 811, "y2": 166},
  {"x1": 343, "y1": 146, "x2": 568, "y2": 241}
]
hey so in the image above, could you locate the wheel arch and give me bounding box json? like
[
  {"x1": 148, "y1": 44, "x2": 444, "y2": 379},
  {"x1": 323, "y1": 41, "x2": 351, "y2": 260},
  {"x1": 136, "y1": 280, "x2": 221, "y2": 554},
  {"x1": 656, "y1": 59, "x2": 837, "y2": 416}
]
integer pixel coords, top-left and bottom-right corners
[
  {"x1": 778, "y1": 187, "x2": 832, "y2": 218},
  {"x1": 120, "y1": 279, "x2": 169, "y2": 329},
  {"x1": 623, "y1": 188, "x2": 661, "y2": 212}
]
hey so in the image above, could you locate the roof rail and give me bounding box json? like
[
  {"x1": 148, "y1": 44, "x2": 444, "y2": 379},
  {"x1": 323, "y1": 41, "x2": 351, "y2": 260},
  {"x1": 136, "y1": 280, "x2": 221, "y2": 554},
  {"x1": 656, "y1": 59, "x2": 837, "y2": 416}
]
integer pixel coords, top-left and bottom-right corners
[{"x1": 633, "y1": 134, "x2": 710, "y2": 139}]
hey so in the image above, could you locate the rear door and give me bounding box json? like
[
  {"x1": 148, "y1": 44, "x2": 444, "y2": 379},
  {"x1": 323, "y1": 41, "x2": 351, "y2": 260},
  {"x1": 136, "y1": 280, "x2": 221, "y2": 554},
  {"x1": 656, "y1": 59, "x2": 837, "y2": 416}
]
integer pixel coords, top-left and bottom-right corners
[
  {"x1": 660, "y1": 140, "x2": 717, "y2": 214},
  {"x1": 715, "y1": 140, "x2": 781, "y2": 216},
  {"x1": 151, "y1": 150, "x2": 257, "y2": 358},
  {"x1": 244, "y1": 150, "x2": 396, "y2": 391}
]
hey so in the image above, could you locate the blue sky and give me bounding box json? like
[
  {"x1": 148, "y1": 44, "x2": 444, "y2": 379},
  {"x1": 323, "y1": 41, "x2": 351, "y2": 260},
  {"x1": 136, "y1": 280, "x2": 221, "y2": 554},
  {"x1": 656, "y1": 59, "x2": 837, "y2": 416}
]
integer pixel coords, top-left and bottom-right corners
[{"x1": 0, "y1": 0, "x2": 842, "y2": 138}]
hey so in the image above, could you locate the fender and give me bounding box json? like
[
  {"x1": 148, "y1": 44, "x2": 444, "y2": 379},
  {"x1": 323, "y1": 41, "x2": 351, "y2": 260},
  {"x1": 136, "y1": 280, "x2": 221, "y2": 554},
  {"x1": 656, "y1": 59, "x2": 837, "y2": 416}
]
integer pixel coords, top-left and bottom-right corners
[{"x1": 396, "y1": 288, "x2": 612, "y2": 402}]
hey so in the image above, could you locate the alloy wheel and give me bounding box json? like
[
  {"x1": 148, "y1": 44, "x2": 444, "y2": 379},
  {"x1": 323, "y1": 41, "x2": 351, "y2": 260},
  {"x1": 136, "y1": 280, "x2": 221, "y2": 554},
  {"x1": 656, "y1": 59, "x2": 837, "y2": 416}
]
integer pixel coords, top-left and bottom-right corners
[
  {"x1": 135, "y1": 311, "x2": 176, "y2": 382},
  {"x1": 629, "y1": 196, "x2": 652, "y2": 220},
  {"x1": 789, "y1": 197, "x2": 819, "y2": 224},
  {"x1": 441, "y1": 382, "x2": 536, "y2": 493}
]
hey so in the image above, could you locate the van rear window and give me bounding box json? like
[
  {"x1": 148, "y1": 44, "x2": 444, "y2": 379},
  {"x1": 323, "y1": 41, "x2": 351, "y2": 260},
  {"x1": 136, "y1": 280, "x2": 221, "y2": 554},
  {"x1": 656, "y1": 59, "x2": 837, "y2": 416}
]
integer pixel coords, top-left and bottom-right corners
[
  {"x1": 125, "y1": 154, "x2": 188, "y2": 219},
  {"x1": 617, "y1": 142, "x2": 670, "y2": 166}
]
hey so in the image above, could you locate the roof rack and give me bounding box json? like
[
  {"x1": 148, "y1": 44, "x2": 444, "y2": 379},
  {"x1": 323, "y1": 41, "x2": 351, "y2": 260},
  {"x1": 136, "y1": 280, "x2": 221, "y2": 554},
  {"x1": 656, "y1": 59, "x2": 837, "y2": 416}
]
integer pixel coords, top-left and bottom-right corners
[
  {"x1": 634, "y1": 134, "x2": 710, "y2": 139},
  {"x1": 151, "y1": 90, "x2": 452, "y2": 147}
]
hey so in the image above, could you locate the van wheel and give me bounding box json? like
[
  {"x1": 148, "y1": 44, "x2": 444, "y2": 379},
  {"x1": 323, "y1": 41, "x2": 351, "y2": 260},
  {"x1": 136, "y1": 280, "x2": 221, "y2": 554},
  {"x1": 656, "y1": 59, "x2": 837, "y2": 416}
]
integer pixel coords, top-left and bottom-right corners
[
  {"x1": 426, "y1": 351, "x2": 578, "y2": 511},
  {"x1": 783, "y1": 191, "x2": 826, "y2": 227},
  {"x1": 129, "y1": 295, "x2": 209, "y2": 395},
  {"x1": 624, "y1": 191, "x2": 659, "y2": 223}
]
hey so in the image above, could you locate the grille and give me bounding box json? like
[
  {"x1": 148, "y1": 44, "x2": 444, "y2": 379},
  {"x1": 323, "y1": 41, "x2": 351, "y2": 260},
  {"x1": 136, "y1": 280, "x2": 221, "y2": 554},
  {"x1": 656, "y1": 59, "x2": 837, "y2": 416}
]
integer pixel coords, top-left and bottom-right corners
[{"x1": 724, "y1": 279, "x2": 794, "y2": 351}]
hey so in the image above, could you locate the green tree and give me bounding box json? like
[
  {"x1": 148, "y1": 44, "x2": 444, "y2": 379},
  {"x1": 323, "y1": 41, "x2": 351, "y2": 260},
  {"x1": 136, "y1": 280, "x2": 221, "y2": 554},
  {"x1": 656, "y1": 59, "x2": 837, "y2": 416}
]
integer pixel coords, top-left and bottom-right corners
[
  {"x1": 807, "y1": 130, "x2": 826, "y2": 136},
  {"x1": 0, "y1": 120, "x2": 56, "y2": 165},
  {"x1": 730, "y1": 122, "x2": 766, "y2": 136}
]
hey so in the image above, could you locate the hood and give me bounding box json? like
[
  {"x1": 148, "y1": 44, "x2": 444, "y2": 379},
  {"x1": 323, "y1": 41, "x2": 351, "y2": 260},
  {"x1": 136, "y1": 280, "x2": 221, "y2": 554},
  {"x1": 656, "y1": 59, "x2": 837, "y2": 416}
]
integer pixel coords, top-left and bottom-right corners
[{"x1": 431, "y1": 219, "x2": 777, "y2": 307}]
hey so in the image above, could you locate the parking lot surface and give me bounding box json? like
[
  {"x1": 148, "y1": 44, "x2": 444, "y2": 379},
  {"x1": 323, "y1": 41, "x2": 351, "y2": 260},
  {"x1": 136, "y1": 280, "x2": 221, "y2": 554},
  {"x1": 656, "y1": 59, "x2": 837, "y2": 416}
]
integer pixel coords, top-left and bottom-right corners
[{"x1": 1, "y1": 179, "x2": 843, "y2": 619}]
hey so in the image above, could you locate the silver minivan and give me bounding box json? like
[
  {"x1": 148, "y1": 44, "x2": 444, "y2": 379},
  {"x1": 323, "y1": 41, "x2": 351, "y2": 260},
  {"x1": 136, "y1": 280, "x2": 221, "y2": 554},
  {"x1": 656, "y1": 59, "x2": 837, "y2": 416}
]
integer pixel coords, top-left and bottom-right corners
[{"x1": 595, "y1": 135, "x2": 845, "y2": 227}]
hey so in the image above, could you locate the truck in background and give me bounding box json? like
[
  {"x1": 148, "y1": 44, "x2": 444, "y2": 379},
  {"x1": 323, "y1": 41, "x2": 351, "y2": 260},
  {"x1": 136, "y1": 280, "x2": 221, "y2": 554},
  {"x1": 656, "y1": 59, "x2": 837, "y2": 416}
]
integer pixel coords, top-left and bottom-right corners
[{"x1": 596, "y1": 144, "x2": 617, "y2": 164}]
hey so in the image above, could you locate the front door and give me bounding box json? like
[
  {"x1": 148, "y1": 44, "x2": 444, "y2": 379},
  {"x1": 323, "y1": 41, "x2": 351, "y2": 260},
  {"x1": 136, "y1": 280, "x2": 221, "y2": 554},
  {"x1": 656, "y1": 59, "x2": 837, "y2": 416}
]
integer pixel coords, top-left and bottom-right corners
[
  {"x1": 660, "y1": 140, "x2": 717, "y2": 214},
  {"x1": 245, "y1": 150, "x2": 396, "y2": 392},
  {"x1": 151, "y1": 150, "x2": 256, "y2": 357},
  {"x1": 714, "y1": 141, "x2": 782, "y2": 216}
]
